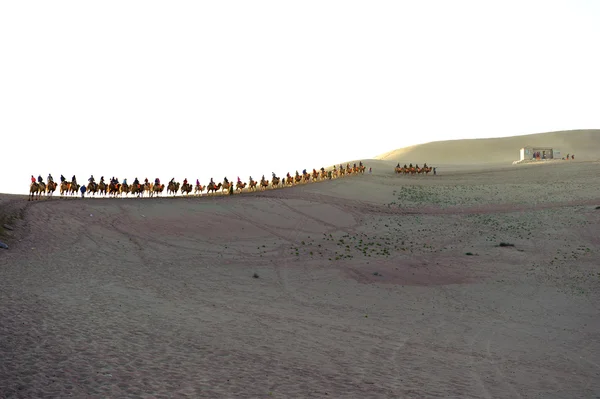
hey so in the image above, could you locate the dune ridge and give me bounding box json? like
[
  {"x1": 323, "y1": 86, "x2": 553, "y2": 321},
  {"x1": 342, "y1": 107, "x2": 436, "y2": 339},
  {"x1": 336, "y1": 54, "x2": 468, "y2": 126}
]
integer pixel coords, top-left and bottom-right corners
[{"x1": 376, "y1": 129, "x2": 600, "y2": 165}]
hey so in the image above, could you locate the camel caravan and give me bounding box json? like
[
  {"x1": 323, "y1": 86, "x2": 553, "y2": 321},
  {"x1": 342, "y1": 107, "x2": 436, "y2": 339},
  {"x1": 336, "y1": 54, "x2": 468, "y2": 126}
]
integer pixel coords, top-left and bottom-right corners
[
  {"x1": 28, "y1": 162, "x2": 367, "y2": 201},
  {"x1": 394, "y1": 163, "x2": 434, "y2": 176}
]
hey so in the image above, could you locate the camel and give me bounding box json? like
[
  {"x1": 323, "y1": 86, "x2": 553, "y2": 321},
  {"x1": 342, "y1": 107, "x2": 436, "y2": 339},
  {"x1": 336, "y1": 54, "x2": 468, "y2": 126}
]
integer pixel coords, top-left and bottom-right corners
[
  {"x1": 194, "y1": 184, "x2": 205, "y2": 195},
  {"x1": 235, "y1": 181, "x2": 247, "y2": 192},
  {"x1": 46, "y1": 181, "x2": 57, "y2": 197},
  {"x1": 302, "y1": 172, "x2": 311, "y2": 183},
  {"x1": 248, "y1": 179, "x2": 257, "y2": 191},
  {"x1": 29, "y1": 182, "x2": 41, "y2": 201},
  {"x1": 108, "y1": 183, "x2": 121, "y2": 196},
  {"x1": 60, "y1": 181, "x2": 70, "y2": 195},
  {"x1": 285, "y1": 175, "x2": 294, "y2": 185},
  {"x1": 221, "y1": 181, "x2": 232, "y2": 194},
  {"x1": 181, "y1": 183, "x2": 193, "y2": 195},
  {"x1": 87, "y1": 182, "x2": 98, "y2": 196},
  {"x1": 98, "y1": 181, "x2": 107, "y2": 195},
  {"x1": 206, "y1": 182, "x2": 222, "y2": 194},
  {"x1": 68, "y1": 182, "x2": 79, "y2": 196},
  {"x1": 130, "y1": 183, "x2": 145, "y2": 197},
  {"x1": 152, "y1": 183, "x2": 165, "y2": 197},
  {"x1": 167, "y1": 181, "x2": 180, "y2": 196},
  {"x1": 119, "y1": 183, "x2": 129, "y2": 196}
]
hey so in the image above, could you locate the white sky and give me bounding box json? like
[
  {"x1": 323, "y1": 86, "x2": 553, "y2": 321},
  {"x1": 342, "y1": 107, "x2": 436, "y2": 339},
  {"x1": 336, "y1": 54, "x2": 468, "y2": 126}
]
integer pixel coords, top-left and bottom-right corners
[{"x1": 1, "y1": 0, "x2": 599, "y2": 194}]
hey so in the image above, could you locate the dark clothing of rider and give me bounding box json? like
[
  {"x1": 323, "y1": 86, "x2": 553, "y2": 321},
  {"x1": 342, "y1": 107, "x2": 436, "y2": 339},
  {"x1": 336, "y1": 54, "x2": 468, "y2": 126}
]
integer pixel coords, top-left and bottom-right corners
[
  {"x1": 60, "y1": 175, "x2": 65, "y2": 182},
  {"x1": 38, "y1": 176, "x2": 43, "y2": 183}
]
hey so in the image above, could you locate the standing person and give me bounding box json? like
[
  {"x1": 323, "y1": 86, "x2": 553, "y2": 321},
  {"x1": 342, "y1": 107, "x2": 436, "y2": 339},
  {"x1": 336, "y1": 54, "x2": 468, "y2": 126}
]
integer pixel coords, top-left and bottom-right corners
[
  {"x1": 433, "y1": 167, "x2": 437, "y2": 176},
  {"x1": 80, "y1": 184, "x2": 87, "y2": 198},
  {"x1": 369, "y1": 167, "x2": 372, "y2": 174}
]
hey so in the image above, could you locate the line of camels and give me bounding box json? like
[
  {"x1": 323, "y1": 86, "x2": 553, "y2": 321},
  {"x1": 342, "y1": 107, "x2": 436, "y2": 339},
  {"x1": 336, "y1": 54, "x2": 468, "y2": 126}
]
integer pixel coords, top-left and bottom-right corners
[
  {"x1": 394, "y1": 163, "x2": 434, "y2": 175},
  {"x1": 28, "y1": 163, "x2": 367, "y2": 200}
]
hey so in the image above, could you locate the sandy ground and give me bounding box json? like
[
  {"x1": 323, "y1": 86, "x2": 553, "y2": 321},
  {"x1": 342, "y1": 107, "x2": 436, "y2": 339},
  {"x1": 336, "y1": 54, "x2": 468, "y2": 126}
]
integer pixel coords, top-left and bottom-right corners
[{"x1": 1, "y1": 161, "x2": 600, "y2": 398}]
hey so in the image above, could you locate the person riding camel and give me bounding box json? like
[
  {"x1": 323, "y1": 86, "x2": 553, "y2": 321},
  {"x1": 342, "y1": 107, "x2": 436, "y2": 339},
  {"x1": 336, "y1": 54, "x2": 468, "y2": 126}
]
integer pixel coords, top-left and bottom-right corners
[
  {"x1": 133, "y1": 177, "x2": 139, "y2": 186},
  {"x1": 60, "y1": 174, "x2": 65, "y2": 182},
  {"x1": 144, "y1": 178, "x2": 149, "y2": 184},
  {"x1": 196, "y1": 179, "x2": 200, "y2": 186},
  {"x1": 48, "y1": 174, "x2": 54, "y2": 183},
  {"x1": 423, "y1": 163, "x2": 428, "y2": 169},
  {"x1": 38, "y1": 175, "x2": 43, "y2": 184},
  {"x1": 169, "y1": 178, "x2": 175, "y2": 185},
  {"x1": 353, "y1": 163, "x2": 356, "y2": 168},
  {"x1": 359, "y1": 161, "x2": 363, "y2": 167},
  {"x1": 409, "y1": 163, "x2": 413, "y2": 168},
  {"x1": 302, "y1": 169, "x2": 307, "y2": 175},
  {"x1": 183, "y1": 178, "x2": 188, "y2": 186},
  {"x1": 397, "y1": 163, "x2": 400, "y2": 168},
  {"x1": 237, "y1": 176, "x2": 241, "y2": 183},
  {"x1": 121, "y1": 178, "x2": 126, "y2": 185},
  {"x1": 403, "y1": 164, "x2": 407, "y2": 169},
  {"x1": 249, "y1": 176, "x2": 253, "y2": 183},
  {"x1": 223, "y1": 177, "x2": 229, "y2": 184},
  {"x1": 31, "y1": 175, "x2": 36, "y2": 184},
  {"x1": 72, "y1": 175, "x2": 77, "y2": 183},
  {"x1": 210, "y1": 177, "x2": 214, "y2": 185},
  {"x1": 100, "y1": 176, "x2": 105, "y2": 183},
  {"x1": 88, "y1": 175, "x2": 95, "y2": 184}
]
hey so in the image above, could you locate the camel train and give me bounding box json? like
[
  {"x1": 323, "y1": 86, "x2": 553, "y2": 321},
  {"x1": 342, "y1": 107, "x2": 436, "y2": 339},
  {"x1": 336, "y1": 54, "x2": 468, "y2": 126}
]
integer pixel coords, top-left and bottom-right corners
[
  {"x1": 28, "y1": 162, "x2": 367, "y2": 201},
  {"x1": 394, "y1": 163, "x2": 434, "y2": 176}
]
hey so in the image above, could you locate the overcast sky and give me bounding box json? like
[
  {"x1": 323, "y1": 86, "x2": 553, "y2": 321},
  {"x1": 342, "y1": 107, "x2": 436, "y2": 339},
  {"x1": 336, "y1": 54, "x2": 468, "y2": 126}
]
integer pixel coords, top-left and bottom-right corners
[{"x1": 1, "y1": 0, "x2": 599, "y2": 194}]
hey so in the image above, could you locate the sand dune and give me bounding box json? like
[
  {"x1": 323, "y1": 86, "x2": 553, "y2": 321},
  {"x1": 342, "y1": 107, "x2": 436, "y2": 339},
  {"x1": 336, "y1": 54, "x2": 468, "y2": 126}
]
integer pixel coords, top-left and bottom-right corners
[
  {"x1": 376, "y1": 129, "x2": 600, "y2": 165},
  {"x1": 1, "y1": 160, "x2": 600, "y2": 397}
]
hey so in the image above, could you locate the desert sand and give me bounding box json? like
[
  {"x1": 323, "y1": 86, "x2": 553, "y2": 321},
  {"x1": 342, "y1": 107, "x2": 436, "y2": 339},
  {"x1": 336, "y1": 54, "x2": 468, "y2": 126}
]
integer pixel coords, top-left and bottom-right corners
[
  {"x1": 377, "y1": 129, "x2": 600, "y2": 166},
  {"x1": 1, "y1": 157, "x2": 600, "y2": 397}
]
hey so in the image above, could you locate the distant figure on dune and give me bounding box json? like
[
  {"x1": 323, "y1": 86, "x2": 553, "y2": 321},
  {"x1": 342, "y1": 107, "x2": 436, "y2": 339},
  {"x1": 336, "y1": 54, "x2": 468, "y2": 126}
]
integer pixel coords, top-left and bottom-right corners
[
  {"x1": 433, "y1": 167, "x2": 437, "y2": 175},
  {"x1": 369, "y1": 167, "x2": 372, "y2": 174}
]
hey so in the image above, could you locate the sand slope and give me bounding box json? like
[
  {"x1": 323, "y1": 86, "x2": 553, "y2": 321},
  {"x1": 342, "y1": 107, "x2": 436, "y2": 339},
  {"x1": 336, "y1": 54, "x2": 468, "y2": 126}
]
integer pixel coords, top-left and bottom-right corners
[
  {"x1": 1, "y1": 161, "x2": 600, "y2": 397},
  {"x1": 376, "y1": 129, "x2": 600, "y2": 165}
]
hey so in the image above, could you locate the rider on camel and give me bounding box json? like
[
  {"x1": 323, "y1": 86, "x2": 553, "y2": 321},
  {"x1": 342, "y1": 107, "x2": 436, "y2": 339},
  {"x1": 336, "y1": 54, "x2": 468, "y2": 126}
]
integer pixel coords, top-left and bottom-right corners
[
  {"x1": 144, "y1": 178, "x2": 149, "y2": 184},
  {"x1": 302, "y1": 169, "x2": 307, "y2": 175},
  {"x1": 359, "y1": 161, "x2": 363, "y2": 167},
  {"x1": 409, "y1": 163, "x2": 413, "y2": 168},
  {"x1": 249, "y1": 176, "x2": 253, "y2": 183},
  {"x1": 210, "y1": 177, "x2": 214, "y2": 185},
  {"x1": 237, "y1": 176, "x2": 241, "y2": 183},
  {"x1": 99, "y1": 176, "x2": 104, "y2": 183},
  {"x1": 38, "y1": 175, "x2": 43, "y2": 184},
  {"x1": 223, "y1": 177, "x2": 229, "y2": 184},
  {"x1": 183, "y1": 178, "x2": 188, "y2": 186},
  {"x1": 88, "y1": 175, "x2": 95, "y2": 184},
  {"x1": 196, "y1": 179, "x2": 200, "y2": 186},
  {"x1": 72, "y1": 175, "x2": 77, "y2": 184},
  {"x1": 155, "y1": 178, "x2": 160, "y2": 185},
  {"x1": 133, "y1": 177, "x2": 139, "y2": 186},
  {"x1": 60, "y1": 174, "x2": 65, "y2": 182},
  {"x1": 48, "y1": 174, "x2": 54, "y2": 183},
  {"x1": 31, "y1": 175, "x2": 36, "y2": 184},
  {"x1": 169, "y1": 177, "x2": 175, "y2": 184}
]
